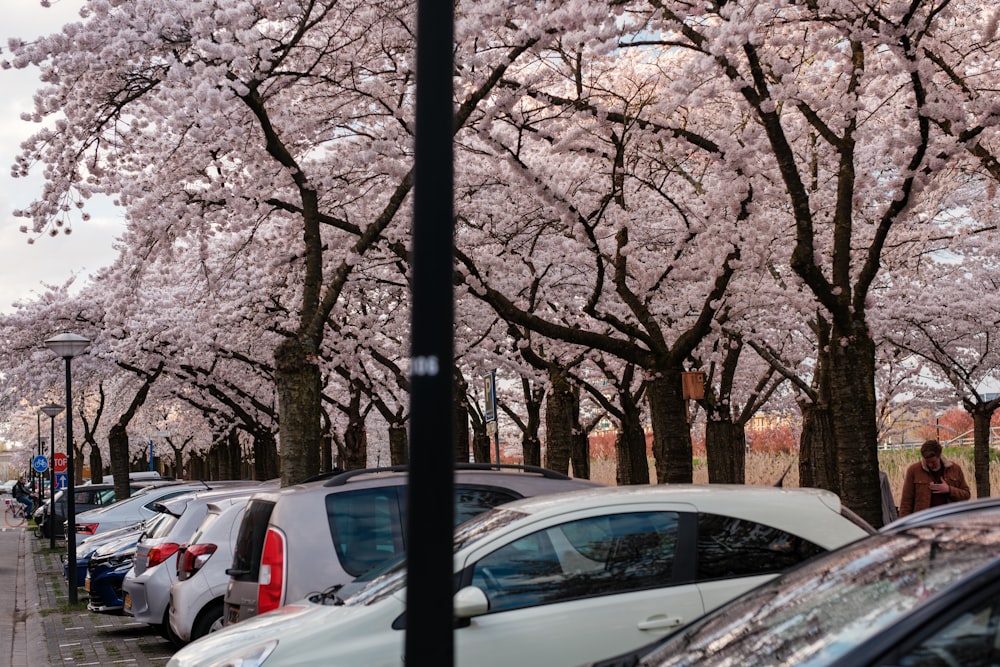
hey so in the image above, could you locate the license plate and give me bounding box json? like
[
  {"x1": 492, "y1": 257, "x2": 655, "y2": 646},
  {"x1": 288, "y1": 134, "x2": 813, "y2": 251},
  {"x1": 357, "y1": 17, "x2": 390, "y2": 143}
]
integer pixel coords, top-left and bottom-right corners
[
  {"x1": 226, "y1": 606, "x2": 240, "y2": 625},
  {"x1": 124, "y1": 592, "x2": 131, "y2": 610}
]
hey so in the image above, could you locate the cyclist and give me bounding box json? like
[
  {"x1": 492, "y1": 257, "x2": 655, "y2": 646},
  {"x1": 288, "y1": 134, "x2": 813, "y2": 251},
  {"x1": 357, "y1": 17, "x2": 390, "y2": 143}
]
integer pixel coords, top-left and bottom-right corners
[{"x1": 12, "y1": 476, "x2": 34, "y2": 517}]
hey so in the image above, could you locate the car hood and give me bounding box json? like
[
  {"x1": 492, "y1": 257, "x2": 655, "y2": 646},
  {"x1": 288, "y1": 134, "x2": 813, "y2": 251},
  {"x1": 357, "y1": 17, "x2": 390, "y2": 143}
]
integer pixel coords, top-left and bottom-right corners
[{"x1": 168, "y1": 592, "x2": 405, "y2": 667}]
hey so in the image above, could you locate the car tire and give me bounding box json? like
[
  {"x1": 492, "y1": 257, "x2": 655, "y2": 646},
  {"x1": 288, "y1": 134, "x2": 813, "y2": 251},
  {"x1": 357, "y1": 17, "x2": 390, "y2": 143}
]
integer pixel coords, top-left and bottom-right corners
[{"x1": 191, "y1": 599, "x2": 225, "y2": 643}]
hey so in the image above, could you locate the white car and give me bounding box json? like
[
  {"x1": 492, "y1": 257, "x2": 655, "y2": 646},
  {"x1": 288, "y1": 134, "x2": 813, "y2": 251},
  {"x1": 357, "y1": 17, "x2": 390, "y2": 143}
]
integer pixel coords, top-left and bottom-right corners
[
  {"x1": 168, "y1": 499, "x2": 253, "y2": 645},
  {"x1": 167, "y1": 484, "x2": 874, "y2": 667}
]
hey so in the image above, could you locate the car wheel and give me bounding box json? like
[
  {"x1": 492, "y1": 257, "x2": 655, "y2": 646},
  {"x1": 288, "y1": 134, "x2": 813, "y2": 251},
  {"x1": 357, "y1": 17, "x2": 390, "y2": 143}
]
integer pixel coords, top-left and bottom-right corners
[{"x1": 191, "y1": 599, "x2": 225, "y2": 642}]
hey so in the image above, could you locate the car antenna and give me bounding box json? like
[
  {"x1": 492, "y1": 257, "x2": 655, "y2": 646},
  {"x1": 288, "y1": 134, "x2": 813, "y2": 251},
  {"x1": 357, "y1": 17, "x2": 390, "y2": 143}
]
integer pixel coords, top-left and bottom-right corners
[{"x1": 774, "y1": 463, "x2": 793, "y2": 487}]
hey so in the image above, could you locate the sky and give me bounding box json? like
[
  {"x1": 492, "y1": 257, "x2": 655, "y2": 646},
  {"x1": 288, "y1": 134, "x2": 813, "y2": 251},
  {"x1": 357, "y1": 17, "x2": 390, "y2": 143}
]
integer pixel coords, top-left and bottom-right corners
[{"x1": 0, "y1": 1, "x2": 122, "y2": 314}]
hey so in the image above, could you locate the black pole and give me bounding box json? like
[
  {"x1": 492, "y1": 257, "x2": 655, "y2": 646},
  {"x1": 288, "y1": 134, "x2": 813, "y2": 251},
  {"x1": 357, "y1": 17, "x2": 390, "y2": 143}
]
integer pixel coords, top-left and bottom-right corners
[
  {"x1": 64, "y1": 357, "x2": 78, "y2": 605},
  {"x1": 48, "y1": 419, "x2": 56, "y2": 550},
  {"x1": 35, "y1": 413, "x2": 40, "y2": 493},
  {"x1": 405, "y1": 0, "x2": 455, "y2": 664}
]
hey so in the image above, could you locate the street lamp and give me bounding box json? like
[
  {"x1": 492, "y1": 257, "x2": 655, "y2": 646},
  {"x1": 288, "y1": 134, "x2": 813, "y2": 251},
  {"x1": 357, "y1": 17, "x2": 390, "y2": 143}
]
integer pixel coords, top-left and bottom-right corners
[
  {"x1": 44, "y1": 332, "x2": 90, "y2": 605},
  {"x1": 40, "y1": 403, "x2": 64, "y2": 550}
]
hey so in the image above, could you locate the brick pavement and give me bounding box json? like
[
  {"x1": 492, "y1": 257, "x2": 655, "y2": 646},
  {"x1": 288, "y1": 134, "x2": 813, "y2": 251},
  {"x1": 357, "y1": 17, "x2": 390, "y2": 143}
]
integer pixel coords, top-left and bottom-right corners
[{"x1": 22, "y1": 525, "x2": 177, "y2": 666}]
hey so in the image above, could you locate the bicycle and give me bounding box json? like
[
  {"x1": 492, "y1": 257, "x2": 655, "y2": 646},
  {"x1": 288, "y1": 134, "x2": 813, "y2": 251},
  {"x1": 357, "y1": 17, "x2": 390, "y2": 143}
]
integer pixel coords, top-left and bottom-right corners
[{"x1": 4, "y1": 498, "x2": 28, "y2": 528}]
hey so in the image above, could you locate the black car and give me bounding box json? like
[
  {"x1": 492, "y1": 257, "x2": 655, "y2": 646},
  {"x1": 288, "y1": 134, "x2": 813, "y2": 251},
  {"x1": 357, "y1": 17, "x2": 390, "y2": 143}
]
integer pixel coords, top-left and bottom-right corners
[{"x1": 585, "y1": 509, "x2": 1000, "y2": 667}]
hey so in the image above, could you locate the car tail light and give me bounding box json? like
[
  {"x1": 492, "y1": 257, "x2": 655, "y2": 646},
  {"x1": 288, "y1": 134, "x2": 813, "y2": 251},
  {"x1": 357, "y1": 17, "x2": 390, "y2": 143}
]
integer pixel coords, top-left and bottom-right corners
[
  {"x1": 77, "y1": 523, "x2": 98, "y2": 535},
  {"x1": 146, "y1": 542, "x2": 182, "y2": 568},
  {"x1": 177, "y1": 543, "x2": 218, "y2": 581},
  {"x1": 257, "y1": 528, "x2": 286, "y2": 614}
]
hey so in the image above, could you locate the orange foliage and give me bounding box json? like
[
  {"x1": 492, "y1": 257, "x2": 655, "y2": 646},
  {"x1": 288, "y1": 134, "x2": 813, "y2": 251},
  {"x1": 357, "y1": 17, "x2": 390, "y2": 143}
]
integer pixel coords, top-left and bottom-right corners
[{"x1": 748, "y1": 423, "x2": 799, "y2": 454}]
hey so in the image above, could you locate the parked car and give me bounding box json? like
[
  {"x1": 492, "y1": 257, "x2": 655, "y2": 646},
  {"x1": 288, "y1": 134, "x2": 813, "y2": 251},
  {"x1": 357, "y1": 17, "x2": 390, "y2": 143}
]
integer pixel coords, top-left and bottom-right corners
[
  {"x1": 168, "y1": 499, "x2": 254, "y2": 645},
  {"x1": 881, "y1": 494, "x2": 1000, "y2": 531},
  {"x1": 169, "y1": 484, "x2": 873, "y2": 667},
  {"x1": 583, "y1": 509, "x2": 1000, "y2": 667},
  {"x1": 223, "y1": 463, "x2": 604, "y2": 626},
  {"x1": 68, "y1": 497, "x2": 176, "y2": 588},
  {"x1": 73, "y1": 480, "x2": 252, "y2": 537},
  {"x1": 122, "y1": 482, "x2": 273, "y2": 641},
  {"x1": 83, "y1": 520, "x2": 167, "y2": 613},
  {"x1": 35, "y1": 479, "x2": 172, "y2": 538}
]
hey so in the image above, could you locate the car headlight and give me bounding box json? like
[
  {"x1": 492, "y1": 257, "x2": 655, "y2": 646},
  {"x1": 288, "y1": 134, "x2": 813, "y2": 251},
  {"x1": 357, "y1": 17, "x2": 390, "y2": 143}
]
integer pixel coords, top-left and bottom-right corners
[{"x1": 209, "y1": 641, "x2": 278, "y2": 667}]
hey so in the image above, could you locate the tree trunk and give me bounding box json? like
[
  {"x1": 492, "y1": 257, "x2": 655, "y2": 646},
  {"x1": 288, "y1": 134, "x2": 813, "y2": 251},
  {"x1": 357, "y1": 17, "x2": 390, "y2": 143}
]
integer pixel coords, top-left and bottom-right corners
[
  {"x1": 453, "y1": 370, "x2": 471, "y2": 463},
  {"x1": 828, "y1": 331, "x2": 882, "y2": 527},
  {"x1": 544, "y1": 369, "x2": 574, "y2": 475},
  {"x1": 969, "y1": 404, "x2": 996, "y2": 498},
  {"x1": 570, "y1": 387, "x2": 590, "y2": 479},
  {"x1": 389, "y1": 422, "x2": 409, "y2": 466},
  {"x1": 337, "y1": 394, "x2": 369, "y2": 470},
  {"x1": 275, "y1": 337, "x2": 322, "y2": 486},
  {"x1": 799, "y1": 401, "x2": 839, "y2": 494},
  {"x1": 615, "y1": 400, "x2": 650, "y2": 485},
  {"x1": 647, "y1": 372, "x2": 693, "y2": 484},
  {"x1": 705, "y1": 417, "x2": 744, "y2": 484},
  {"x1": 253, "y1": 432, "x2": 280, "y2": 481},
  {"x1": 521, "y1": 381, "x2": 544, "y2": 467},
  {"x1": 89, "y1": 445, "x2": 103, "y2": 485},
  {"x1": 108, "y1": 423, "x2": 132, "y2": 501}
]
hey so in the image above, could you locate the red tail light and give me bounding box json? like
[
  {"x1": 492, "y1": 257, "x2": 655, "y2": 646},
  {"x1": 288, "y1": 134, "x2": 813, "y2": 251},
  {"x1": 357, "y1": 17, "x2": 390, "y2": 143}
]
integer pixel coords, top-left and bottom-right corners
[
  {"x1": 147, "y1": 542, "x2": 182, "y2": 568},
  {"x1": 77, "y1": 523, "x2": 99, "y2": 535},
  {"x1": 257, "y1": 528, "x2": 286, "y2": 614},
  {"x1": 177, "y1": 543, "x2": 218, "y2": 580}
]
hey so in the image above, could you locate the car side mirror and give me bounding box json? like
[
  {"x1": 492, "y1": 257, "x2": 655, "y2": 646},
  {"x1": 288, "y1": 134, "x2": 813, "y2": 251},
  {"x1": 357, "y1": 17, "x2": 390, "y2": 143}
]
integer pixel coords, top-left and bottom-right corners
[{"x1": 453, "y1": 585, "x2": 489, "y2": 619}]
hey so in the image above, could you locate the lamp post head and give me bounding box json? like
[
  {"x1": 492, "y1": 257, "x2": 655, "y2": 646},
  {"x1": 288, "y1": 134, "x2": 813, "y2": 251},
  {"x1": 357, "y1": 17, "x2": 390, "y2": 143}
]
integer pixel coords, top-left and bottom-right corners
[
  {"x1": 40, "y1": 403, "x2": 65, "y2": 418},
  {"x1": 44, "y1": 332, "x2": 91, "y2": 359}
]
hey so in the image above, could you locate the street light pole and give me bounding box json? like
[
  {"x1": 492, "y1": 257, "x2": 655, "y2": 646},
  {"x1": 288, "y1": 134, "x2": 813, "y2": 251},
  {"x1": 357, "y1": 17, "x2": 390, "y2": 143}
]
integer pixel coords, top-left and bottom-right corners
[
  {"x1": 44, "y1": 333, "x2": 90, "y2": 605},
  {"x1": 40, "y1": 403, "x2": 64, "y2": 550},
  {"x1": 35, "y1": 412, "x2": 41, "y2": 494}
]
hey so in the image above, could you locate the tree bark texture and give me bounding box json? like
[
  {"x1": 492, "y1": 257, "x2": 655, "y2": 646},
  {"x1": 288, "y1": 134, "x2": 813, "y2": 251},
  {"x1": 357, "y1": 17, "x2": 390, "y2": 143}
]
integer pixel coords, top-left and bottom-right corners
[
  {"x1": 108, "y1": 423, "x2": 131, "y2": 502},
  {"x1": 89, "y1": 445, "x2": 103, "y2": 485},
  {"x1": 544, "y1": 368, "x2": 574, "y2": 475},
  {"x1": 968, "y1": 402, "x2": 997, "y2": 498},
  {"x1": 388, "y1": 423, "x2": 409, "y2": 466},
  {"x1": 614, "y1": 407, "x2": 650, "y2": 485},
  {"x1": 705, "y1": 417, "x2": 745, "y2": 484},
  {"x1": 828, "y1": 332, "x2": 882, "y2": 527},
  {"x1": 797, "y1": 402, "x2": 839, "y2": 495},
  {"x1": 275, "y1": 337, "x2": 322, "y2": 485},
  {"x1": 647, "y1": 372, "x2": 693, "y2": 484}
]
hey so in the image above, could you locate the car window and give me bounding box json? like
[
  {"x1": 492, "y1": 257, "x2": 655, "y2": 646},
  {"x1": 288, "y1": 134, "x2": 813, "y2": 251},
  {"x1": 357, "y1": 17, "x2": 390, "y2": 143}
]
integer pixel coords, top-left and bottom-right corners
[
  {"x1": 229, "y1": 499, "x2": 275, "y2": 581},
  {"x1": 141, "y1": 490, "x2": 193, "y2": 511},
  {"x1": 471, "y1": 511, "x2": 680, "y2": 614},
  {"x1": 145, "y1": 513, "x2": 179, "y2": 539},
  {"x1": 887, "y1": 595, "x2": 1000, "y2": 667},
  {"x1": 327, "y1": 485, "x2": 522, "y2": 579},
  {"x1": 455, "y1": 486, "x2": 519, "y2": 523},
  {"x1": 696, "y1": 512, "x2": 824, "y2": 580},
  {"x1": 327, "y1": 487, "x2": 406, "y2": 577},
  {"x1": 641, "y1": 526, "x2": 1000, "y2": 667}
]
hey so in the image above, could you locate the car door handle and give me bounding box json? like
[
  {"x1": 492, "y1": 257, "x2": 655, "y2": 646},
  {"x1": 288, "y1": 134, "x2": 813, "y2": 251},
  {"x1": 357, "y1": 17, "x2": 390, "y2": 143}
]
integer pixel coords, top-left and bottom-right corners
[{"x1": 637, "y1": 615, "x2": 685, "y2": 631}]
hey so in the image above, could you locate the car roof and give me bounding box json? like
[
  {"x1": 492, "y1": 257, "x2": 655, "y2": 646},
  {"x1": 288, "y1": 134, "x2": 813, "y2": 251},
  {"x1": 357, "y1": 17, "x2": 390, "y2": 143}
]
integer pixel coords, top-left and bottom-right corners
[
  {"x1": 881, "y1": 496, "x2": 1000, "y2": 531},
  {"x1": 154, "y1": 481, "x2": 277, "y2": 517},
  {"x1": 490, "y1": 483, "x2": 853, "y2": 517},
  {"x1": 241, "y1": 464, "x2": 602, "y2": 505}
]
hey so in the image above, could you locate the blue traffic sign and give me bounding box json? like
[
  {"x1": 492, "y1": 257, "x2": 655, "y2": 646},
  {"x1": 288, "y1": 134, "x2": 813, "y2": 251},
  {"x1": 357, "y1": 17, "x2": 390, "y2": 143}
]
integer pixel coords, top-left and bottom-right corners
[
  {"x1": 32, "y1": 455, "x2": 49, "y2": 473},
  {"x1": 54, "y1": 472, "x2": 68, "y2": 491}
]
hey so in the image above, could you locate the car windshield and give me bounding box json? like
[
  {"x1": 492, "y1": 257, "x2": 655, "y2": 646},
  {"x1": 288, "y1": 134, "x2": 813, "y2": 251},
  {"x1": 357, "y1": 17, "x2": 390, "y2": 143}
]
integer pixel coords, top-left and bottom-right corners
[
  {"x1": 639, "y1": 519, "x2": 1000, "y2": 667},
  {"x1": 339, "y1": 507, "x2": 529, "y2": 607}
]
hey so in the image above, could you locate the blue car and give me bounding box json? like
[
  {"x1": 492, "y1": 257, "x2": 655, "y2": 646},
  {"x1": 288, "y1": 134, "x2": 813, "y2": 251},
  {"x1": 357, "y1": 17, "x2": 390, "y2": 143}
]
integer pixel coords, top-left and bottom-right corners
[
  {"x1": 66, "y1": 521, "x2": 146, "y2": 588},
  {"x1": 86, "y1": 546, "x2": 136, "y2": 613}
]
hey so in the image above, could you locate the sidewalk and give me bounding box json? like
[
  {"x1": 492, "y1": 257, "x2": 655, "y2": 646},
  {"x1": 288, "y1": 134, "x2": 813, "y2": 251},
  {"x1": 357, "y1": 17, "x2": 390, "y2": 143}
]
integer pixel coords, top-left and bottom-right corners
[{"x1": 16, "y1": 526, "x2": 176, "y2": 666}]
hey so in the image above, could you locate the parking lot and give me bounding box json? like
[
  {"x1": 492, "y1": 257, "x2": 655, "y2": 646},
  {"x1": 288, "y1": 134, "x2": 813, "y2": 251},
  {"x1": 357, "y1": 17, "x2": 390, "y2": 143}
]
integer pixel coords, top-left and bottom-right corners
[{"x1": 8, "y1": 527, "x2": 175, "y2": 666}]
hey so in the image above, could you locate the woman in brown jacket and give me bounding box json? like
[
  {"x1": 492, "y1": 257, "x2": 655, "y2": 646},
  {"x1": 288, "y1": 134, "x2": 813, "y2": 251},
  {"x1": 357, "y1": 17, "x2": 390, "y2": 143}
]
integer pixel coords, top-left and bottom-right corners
[{"x1": 898, "y1": 439, "x2": 971, "y2": 517}]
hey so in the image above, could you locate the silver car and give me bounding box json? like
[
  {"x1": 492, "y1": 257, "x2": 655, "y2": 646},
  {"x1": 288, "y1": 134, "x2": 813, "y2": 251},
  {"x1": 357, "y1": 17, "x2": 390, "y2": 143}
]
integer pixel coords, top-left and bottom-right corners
[
  {"x1": 223, "y1": 464, "x2": 603, "y2": 625},
  {"x1": 168, "y1": 499, "x2": 253, "y2": 645},
  {"x1": 122, "y1": 482, "x2": 273, "y2": 641}
]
